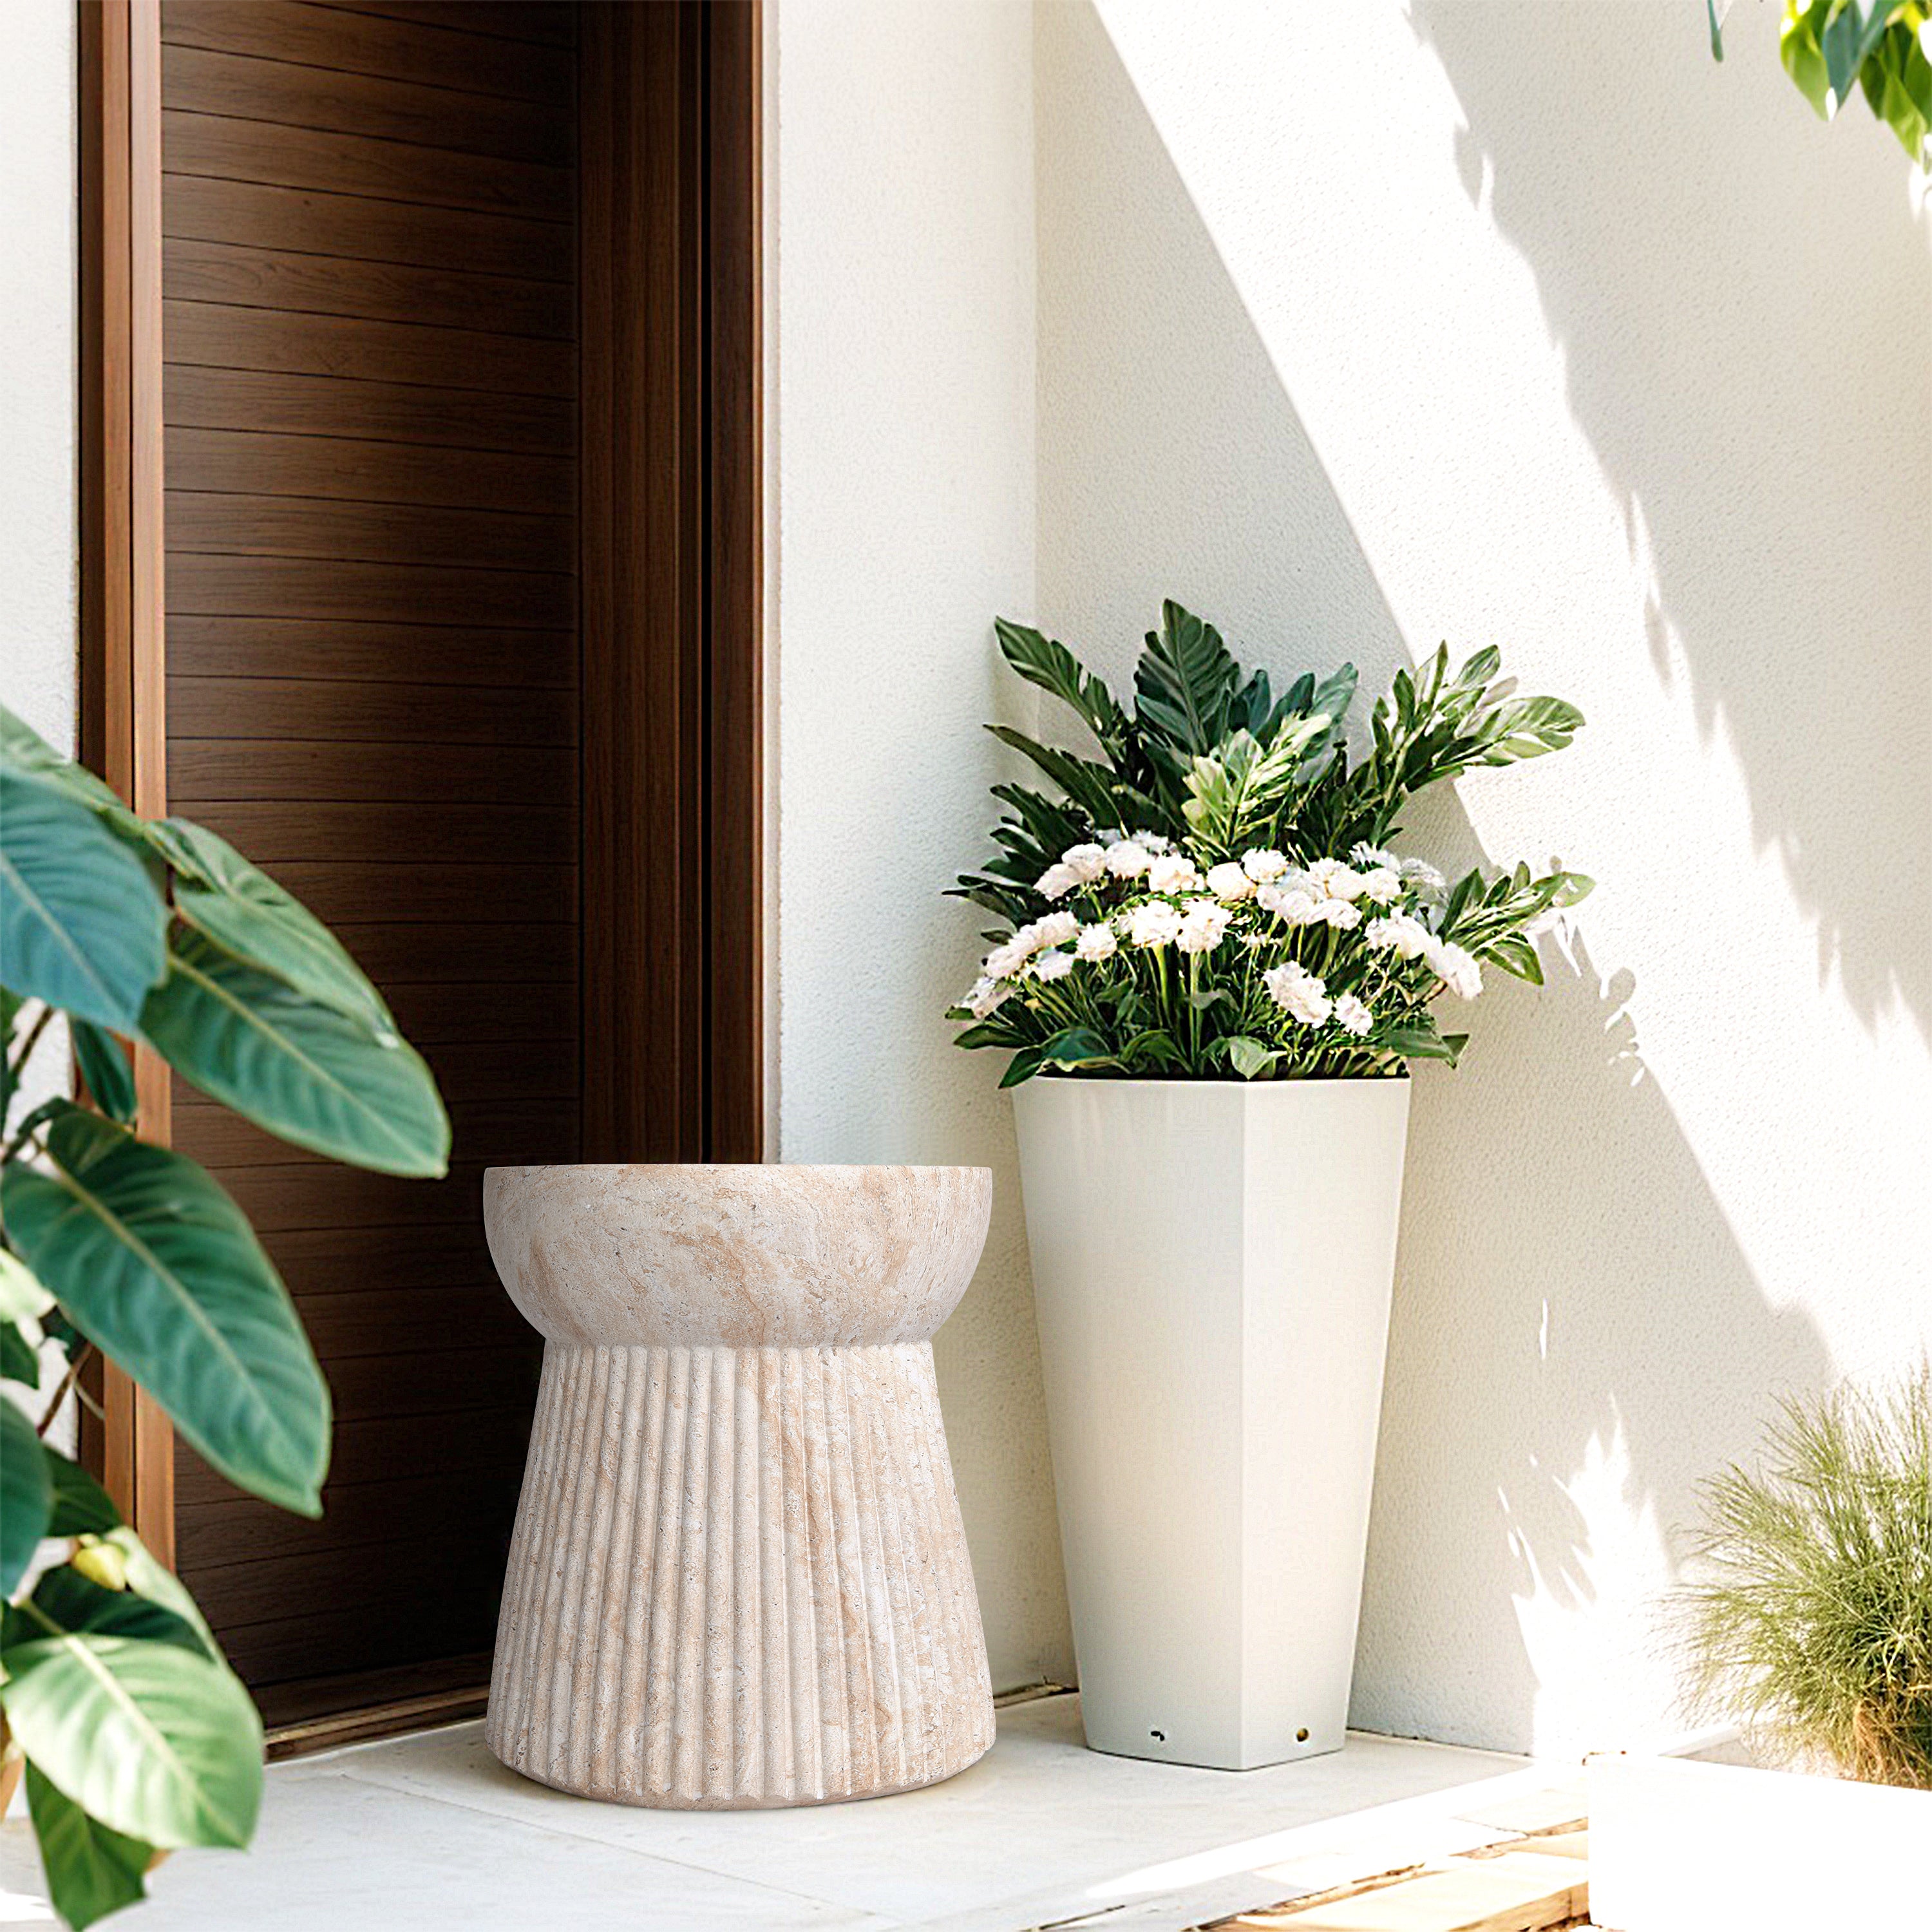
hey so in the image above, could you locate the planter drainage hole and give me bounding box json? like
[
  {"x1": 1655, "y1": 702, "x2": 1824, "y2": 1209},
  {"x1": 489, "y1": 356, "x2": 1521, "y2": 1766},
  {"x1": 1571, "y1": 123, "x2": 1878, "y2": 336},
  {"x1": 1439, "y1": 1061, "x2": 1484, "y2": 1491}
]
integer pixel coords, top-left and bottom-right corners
[
  {"x1": 1296, "y1": 1727, "x2": 1309, "y2": 1743},
  {"x1": 1149, "y1": 1729, "x2": 1165, "y2": 1742}
]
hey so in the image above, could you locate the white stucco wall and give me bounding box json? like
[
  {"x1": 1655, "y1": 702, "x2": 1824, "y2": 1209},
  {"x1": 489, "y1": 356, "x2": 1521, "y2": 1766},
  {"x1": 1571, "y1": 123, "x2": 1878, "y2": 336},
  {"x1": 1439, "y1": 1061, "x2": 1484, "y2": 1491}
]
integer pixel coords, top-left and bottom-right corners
[
  {"x1": 1, "y1": 0, "x2": 77, "y2": 755},
  {"x1": 1035, "y1": 0, "x2": 1932, "y2": 1757},
  {"x1": 773, "y1": 0, "x2": 1074, "y2": 1687}
]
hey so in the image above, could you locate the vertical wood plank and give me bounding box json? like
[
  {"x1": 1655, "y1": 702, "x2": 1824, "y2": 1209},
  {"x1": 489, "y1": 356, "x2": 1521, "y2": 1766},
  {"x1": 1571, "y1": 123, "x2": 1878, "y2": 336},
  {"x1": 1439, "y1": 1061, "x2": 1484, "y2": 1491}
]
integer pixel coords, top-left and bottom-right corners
[
  {"x1": 705, "y1": 1, "x2": 764, "y2": 1162},
  {"x1": 79, "y1": 0, "x2": 177, "y2": 1567}
]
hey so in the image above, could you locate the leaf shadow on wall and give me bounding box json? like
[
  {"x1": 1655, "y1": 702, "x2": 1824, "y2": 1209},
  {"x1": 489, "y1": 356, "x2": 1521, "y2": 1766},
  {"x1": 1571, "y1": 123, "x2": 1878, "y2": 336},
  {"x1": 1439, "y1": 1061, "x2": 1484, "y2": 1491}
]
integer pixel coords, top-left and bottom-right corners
[
  {"x1": 1036, "y1": 0, "x2": 1834, "y2": 1753},
  {"x1": 1407, "y1": 0, "x2": 1932, "y2": 1036}
]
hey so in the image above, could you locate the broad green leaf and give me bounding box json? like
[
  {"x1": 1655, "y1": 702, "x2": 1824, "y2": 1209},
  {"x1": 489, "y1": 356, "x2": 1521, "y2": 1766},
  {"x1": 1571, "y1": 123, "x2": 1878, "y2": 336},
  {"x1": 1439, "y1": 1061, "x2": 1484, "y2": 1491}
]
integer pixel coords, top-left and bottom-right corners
[
  {"x1": 999, "y1": 1046, "x2": 1047, "y2": 1089},
  {"x1": 0, "y1": 1247, "x2": 54, "y2": 1325},
  {"x1": 26, "y1": 1762, "x2": 155, "y2": 1931},
  {"x1": 1384, "y1": 1021, "x2": 1463, "y2": 1065},
  {"x1": 994, "y1": 619, "x2": 1132, "y2": 760},
  {"x1": 44, "y1": 1450, "x2": 121, "y2": 1537},
  {"x1": 0, "y1": 770, "x2": 167, "y2": 1030},
  {"x1": 1486, "y1": 934, "x2": 1544, "y2": 984},
  {"x1": 72, "y1": 1020, "x2": 138, "y2": 1126},
  {"x1": 1037, "y1": 1026, "x2": 1115, "y2": 1070},
  {"x1": 1134, "y1": 600, "x2": 1241, "y2": 756},
  {"x1": 1, "y1": 1321, "x2": 41, "y2": 1387},
  {"x1": 1, "y1": 1105, "x2": 330, "y2": 1515},
  {"x1": 24, "y1": 1562, "x2": 207, "y2": 1656},
  {"x1": 0, "y1": 708, "x2": 131, "y2": 822},
  {"x1": 1225, "y1": 1036, "x2": 1279, "y2": 1080},
  {"x1": 98, "y1": 1528, "x2": 222, "y2": 1659},
  {"x1": 1, "y1": 1394, "x2": 52, "y2": 1593},
  {"x1": 1819, "y1": 0, "x2": 1902, "y2": 108},
  {"x1": 141, "y1": 928, "x2": 448, "y2": 1178},
  {"x1": 0, "y1": 1624, "x2": 262, "y2": 1848},
  {"x1": 143, "y1": 818, "x2": 396, "y2": 1032}
]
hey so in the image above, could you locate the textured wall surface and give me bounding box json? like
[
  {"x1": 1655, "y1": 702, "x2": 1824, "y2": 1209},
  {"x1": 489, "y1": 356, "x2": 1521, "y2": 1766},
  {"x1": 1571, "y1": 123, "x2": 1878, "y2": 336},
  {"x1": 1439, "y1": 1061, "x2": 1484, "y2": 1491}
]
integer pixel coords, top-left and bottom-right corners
[
  {"x1": 1035, "y1": 0, "x2": 1932, "y2": 1756},
  {"x1": 1, "y1": 0, "x2": 76, "y2": 754},
  {"x1": 772, "y1": 0, "x2": 1074, "y2": 1687}
]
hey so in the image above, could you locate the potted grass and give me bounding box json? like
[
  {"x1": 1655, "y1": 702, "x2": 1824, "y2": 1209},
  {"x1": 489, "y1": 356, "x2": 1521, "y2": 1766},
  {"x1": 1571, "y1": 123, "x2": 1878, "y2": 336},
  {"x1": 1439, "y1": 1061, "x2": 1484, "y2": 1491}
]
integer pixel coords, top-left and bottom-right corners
[
  {"x1": 946, "y1": 602, "x2": 1588, "y2": 1769},
  {"x1": 1589, "y1": 1367, "x2": 1932, "y2": 1931}
]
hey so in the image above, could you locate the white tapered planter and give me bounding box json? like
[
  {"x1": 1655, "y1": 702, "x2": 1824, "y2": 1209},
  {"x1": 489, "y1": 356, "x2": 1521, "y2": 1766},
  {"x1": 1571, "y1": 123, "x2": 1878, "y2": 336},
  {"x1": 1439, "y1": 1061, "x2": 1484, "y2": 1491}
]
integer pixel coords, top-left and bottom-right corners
[{"x1": 1014, "y1": 1076, "x2": 1411, "y2": 1770}]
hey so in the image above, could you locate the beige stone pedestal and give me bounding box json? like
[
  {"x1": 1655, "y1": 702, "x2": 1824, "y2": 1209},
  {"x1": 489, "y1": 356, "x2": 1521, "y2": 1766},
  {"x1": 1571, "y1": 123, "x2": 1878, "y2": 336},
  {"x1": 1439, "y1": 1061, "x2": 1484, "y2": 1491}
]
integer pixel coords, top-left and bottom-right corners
[{"x1": 480, "y1": 1164, "x2": 996, "y2": 1809}]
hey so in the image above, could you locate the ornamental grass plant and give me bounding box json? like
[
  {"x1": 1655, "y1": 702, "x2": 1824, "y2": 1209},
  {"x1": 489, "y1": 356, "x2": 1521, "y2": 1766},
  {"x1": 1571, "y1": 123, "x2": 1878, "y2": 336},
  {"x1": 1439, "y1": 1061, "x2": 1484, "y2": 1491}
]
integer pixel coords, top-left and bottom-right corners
[
  {"x1": 1678, "y1": 1367, "x2": 1932, "y2": 1788},
  {"x1": 947, "y1": 601, "x2": 1590, "y2": 1085}
]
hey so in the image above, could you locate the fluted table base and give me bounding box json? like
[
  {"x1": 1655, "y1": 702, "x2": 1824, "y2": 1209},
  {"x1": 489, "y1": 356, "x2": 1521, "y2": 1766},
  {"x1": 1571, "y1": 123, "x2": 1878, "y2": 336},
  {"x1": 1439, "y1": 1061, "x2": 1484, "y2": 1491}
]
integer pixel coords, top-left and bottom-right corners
[{"x1": 486, "y1": 1341, "x2": 996, "y2": 1808}]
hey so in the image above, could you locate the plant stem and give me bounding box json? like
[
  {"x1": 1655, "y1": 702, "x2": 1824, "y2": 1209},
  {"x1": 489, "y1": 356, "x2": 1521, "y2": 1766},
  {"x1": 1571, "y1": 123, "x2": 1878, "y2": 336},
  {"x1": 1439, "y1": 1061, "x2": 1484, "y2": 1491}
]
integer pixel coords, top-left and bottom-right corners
[{"x1": 37, "y1": 1342, "x2": 96, "y2": 1439}]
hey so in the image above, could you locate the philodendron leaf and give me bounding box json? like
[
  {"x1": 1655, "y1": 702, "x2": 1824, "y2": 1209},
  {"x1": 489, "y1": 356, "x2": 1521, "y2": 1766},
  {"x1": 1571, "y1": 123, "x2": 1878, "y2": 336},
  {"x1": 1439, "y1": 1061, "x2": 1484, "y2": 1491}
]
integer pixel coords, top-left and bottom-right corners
[
  {"x1": 72, "y1": 1020, "x2": 138, "y2": 1126},
  {"x1": 44, "y1": 1450, "x2": 121, "y2": 1537},
  {"x1": 0, "y1": 1622, "x2": 263, "y2": 1848},
  {"x1": 0, "y1": 706, "x2": 138, "y2": 825},
  {"x1": 26, "y1": 1762, "x2": 156, "y2": 1931},
  {"x1": 25, "y1": 1562, "x2": 208, "y2": 1657},
  {"x1": 1, "y1": 1395, "x2": 52, "y2": 1594},
  {"x1": 141, "y1": 928, "x2": 448, "y2": 1177},
  {"x1": 0, "y1": 769, "x2": 167, "y2": 1030},
  {"x1": 1, "y1": 1105, "x2": 330, "y2": 1515},
  {"x1": 143, "y1": 817, "x2": 396, "y2": 1032}
]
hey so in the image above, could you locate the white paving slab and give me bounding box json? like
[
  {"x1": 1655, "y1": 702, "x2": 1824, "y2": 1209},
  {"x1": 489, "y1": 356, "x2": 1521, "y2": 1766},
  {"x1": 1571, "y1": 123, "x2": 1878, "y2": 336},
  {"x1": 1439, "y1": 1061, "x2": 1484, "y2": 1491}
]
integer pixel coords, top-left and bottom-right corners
[{"x1": 0, "y1": 1693, "x2": 1530, "y2": 1931}]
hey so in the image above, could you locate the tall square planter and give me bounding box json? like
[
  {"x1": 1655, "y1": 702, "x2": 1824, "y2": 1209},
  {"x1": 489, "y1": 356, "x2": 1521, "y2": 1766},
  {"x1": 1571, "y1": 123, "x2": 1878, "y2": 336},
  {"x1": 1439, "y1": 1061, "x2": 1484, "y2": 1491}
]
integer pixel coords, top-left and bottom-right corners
[{"x1": 1014, "y1": 1077, "x2": 1411, "y2": 1770}]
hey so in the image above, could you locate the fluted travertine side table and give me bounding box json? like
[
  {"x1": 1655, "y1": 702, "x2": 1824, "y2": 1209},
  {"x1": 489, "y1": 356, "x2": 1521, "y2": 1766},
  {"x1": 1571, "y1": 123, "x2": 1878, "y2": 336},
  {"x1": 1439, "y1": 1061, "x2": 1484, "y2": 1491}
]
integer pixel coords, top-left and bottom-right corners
[{"x1": 480, "y1": 1164, "x2": 996, "y2": 1809}]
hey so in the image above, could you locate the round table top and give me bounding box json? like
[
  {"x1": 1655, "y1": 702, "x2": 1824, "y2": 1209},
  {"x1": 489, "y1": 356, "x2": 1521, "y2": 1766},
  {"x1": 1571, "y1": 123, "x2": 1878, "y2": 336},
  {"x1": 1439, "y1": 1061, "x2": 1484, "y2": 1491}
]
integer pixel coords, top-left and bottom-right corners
[{"x1": 482, "y1": 1163, "x2": 993, "y2": 1347}]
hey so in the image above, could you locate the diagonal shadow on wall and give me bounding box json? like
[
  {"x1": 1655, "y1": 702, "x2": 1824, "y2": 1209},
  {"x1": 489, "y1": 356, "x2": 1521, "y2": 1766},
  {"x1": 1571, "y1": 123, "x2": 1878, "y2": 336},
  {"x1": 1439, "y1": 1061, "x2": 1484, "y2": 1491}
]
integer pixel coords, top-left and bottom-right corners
[
  {"x1": 1408, "y1": 0, "x2": 1932, "y2": 1036},
  {"x1": 1034, "y1": 0, "x2": 1834, "y2": 1754}
]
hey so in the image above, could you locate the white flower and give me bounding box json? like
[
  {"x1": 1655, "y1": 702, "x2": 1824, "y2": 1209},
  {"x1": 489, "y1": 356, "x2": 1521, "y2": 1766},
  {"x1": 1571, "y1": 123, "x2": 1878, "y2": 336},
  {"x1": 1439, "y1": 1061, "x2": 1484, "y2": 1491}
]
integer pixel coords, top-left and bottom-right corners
[
  {"x1": 1125, "y1": 900, "x2": 1184, "y2": 948},
  {"x1": 1426, "y1": 940, "x2": 1482, "y2": 999},
  {"x1": 1316, "y1": 897, "x2": 1362, "y2": 931},
  {"x1": 1350, "y1": 842, "x2": 1397, "y2": 871},
  {"x1": 1242, "y1": 848, "x2": 1290, "y2": 884},
  {"x1": 1036, "y1": 862, "x2": 1079, "y2": 900},
  {"x1": 1174, "y1": 898, "x2": 1233, "y2": 954},
  {"x1": 1357, "y1": 866, "x2": 1403, "y2": 905},
  {"x1": 1074, "y1": 922, "x2": 1118, "y2": 961},
  {"x1": 1034, "y1": 910, "x2": 1079, "y2": 948},
  {"x1": 1400, "y1": 856, "x2": 1448, "y2": 904},
  {"x1": 1134, "y1": 831, "x2": 1173, "y2": 854},
  {"x1": 1146, "y1": 853, "x2": 1204, "y2": 896},
  {"x1": 1104, "y1": 839, "x2": 1153, "y2": 879},
  {"x1": 1204, "y1": 861, "x2": 1253, "y2": 903},
  {"x1": 1257, "y1": 883, "x2": 1322, "y2": 925},
  {"x1": 965, "y1": 976, "x2": 1011, "y2": 1019},
  {"x1": 1365, "y1": 912, "x2": 1433, "y2": 960},
  {"x1": 1305, "y1": 858, "x2": 1368, "y2": 902},
  {"x1": 1332, "y1": 993, "x2": 1373, "y2": 1037},
  {"x1": 983, "y1": 935, "x2": 1033, "y2": 980},
  {"x1": 1264, "y1": 960, "x2": 1332, "y2": 1027},
  {"x1": 1061, "y1": 842, "x2": 1109, "y2": 884},
  {"x1": 1032, "y1": 949, "x2": 1076, "y2": 983}
]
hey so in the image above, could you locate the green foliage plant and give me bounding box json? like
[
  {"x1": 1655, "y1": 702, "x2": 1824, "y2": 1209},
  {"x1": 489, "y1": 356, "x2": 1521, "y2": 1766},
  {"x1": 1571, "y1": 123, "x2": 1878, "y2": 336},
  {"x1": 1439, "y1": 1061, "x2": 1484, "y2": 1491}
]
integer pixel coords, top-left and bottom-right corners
[
  {"x1": 947, "y1": 602, "x2": 1590, "y2": 1086},
  {"x1": 1712, "y1": 1, "x2": 1932, "y2": 167},
  {"x1": 1677, "y1": 1367, "x2": 1932, "y2": 1788},
  {"x1": 0, "y1": 705, "x2": 449, "y2": 1924}
]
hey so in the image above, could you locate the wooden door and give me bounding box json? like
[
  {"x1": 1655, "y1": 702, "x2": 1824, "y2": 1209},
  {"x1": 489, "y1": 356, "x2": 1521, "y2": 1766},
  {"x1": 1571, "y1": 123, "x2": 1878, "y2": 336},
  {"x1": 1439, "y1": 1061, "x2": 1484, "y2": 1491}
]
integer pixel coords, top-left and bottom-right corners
[
  {"x1": 158, "y1": 0, "x2": 581, "y2": 1732},
  {"x1": 74, "y1": 0, "x2": 762, "y2": 1746}
]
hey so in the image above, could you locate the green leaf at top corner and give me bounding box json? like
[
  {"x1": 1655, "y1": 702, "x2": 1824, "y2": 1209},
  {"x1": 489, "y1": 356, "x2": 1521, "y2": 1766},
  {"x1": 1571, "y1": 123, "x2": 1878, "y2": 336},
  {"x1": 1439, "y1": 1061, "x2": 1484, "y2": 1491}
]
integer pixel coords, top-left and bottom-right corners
[
  {"x1": 26, "y1": 1762, "x2": 155, "y2": 1931},
  {"x1": 1, "y1": 1396, "x2": 53, "y2": 1595}
]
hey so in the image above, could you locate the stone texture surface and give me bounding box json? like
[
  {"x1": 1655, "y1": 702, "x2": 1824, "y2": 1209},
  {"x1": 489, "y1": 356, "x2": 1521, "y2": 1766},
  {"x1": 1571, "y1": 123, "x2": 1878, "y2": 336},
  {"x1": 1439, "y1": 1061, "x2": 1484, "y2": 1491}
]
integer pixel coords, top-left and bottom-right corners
[{"x1": 482, "y1": 1165, "x2": 996, "y2": 1808}]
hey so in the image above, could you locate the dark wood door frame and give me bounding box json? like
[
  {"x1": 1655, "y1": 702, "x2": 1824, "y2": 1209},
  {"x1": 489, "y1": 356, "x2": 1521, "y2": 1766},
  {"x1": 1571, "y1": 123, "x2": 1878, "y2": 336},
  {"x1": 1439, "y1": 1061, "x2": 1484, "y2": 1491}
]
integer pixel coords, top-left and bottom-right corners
[{"x1": 77, "y1": 0, "x2": 764, "y2": 1738}]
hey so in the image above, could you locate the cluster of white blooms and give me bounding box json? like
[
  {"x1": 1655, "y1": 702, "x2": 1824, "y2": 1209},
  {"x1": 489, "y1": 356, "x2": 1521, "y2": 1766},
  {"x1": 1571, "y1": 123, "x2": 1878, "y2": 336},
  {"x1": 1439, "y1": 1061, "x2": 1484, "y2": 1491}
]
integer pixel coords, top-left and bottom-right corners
[{"x1": 961, "y1": 834, "x2": 1486, "y2": 1025}]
